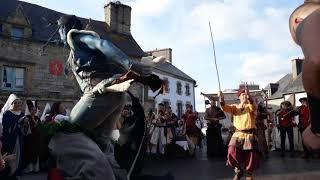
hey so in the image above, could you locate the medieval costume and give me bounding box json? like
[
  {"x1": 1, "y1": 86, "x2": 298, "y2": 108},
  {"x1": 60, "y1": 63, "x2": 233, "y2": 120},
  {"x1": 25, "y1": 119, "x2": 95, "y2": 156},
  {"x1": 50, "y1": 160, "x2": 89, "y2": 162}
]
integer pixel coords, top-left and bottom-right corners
[
  {"x1": 46, "y1": 102, "x2": 69, "y2": 123},
  {"x1": 165, "y1": 119, "x2": 192, "y2": 158},
  {"x1": 150, "y1": 103, "x2": 167, "y2": 158},
  {"x1": 205, "y1": 100, "x2": 226, "y2": 157},
  {"x1": 40, "y1": 103, "x2": 51, "y2": 122},
  {"x1": 146, "y1": 110, "x2": 156, "y2": 155},
  {"x1": 0, "y1": 141, "x2": 17, "y2": 180},
  {"x1": 221, "y1": 127, "x2": 232, "y2": 156},
  {"x1": 165, "y1": 106, "x2": 177, "y2": 143},
  {"x1": 266, "y1": 111, "x2": 274, "y2": 152},
  {"x1": 21, "y1": 100, "x2": 41, "y2": 173},
  {"x1": 255, "y1": 103, "x2": 269, "y2": 158},
  {"x1": 0, "y1": 94, "x2": 24, "y2": 176},
  {"x1": 45, "y1": 15, "x2": 164, "y2": 180},
  {"x1": 175, "y1": 120, "x2": 186, "y2": 138},
  {"x1": 113, "y1": 92, "x2": 148, "y2": 178},
  {"x1": 36, "y1": 102, "x2": 51, "y2": 170},
  {"x1": 183, "y1": 105, "x2": 200, "y2": 148},
  {"x1": 297, "y1": 97, "x2": 311, "y2": 158},
  {"x1": 220, "y1": 89, "x2": 259, "y2": 180},
  {"x1": 276, "y1": 101, "x2": 296, "y2": 157}
]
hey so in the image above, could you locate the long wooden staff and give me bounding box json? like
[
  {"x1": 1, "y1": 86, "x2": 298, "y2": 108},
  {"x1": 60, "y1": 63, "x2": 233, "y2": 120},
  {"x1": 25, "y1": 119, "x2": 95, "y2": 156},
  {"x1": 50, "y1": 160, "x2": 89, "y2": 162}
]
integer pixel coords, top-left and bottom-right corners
[{"x1": 209, "y1": 22, "x2": 222, "y2": 92}]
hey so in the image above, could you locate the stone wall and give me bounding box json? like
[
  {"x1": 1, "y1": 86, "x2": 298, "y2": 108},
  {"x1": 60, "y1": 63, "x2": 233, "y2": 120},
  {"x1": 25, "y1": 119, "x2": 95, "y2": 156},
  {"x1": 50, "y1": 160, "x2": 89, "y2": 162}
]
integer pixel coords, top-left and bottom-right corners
[
  {"x1": 0, "y1": 1, "x2": 145, "y2": 115},
  {"x1": 0, "y1": 36, "x2": 79, "y2": 111},
  {"x1": 0, "y1": 36, "x2": 144, "y2": 113}
]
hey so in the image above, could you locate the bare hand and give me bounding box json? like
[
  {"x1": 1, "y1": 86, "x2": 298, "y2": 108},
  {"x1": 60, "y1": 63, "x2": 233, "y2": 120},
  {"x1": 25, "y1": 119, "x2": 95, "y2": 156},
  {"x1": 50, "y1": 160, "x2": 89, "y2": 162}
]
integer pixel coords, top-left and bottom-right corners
[
  {"x1": 218, "y1": 91, "x2": 224, "y2": 100},
  {"x1": 140, "y1": 56, "x2": 166, "y2": 67},
  {"x1": 0, "y1": 160, "x2": 5, "y2": 171},
  {"x1": 105, "y1": 80, "x2": 134, "y2": 92},
  {"x1": 3, "y1": 153, "x2": 16, "y2": 162},
  {"x1": 302, "y1": 125, "x2": 320, "y2": 152},
  {"x1": 92, "y1": 79, "x2": 133, "y2": 94},
  {"x1": 218, "y1": 91, "x2": 225, "y2": 105}
]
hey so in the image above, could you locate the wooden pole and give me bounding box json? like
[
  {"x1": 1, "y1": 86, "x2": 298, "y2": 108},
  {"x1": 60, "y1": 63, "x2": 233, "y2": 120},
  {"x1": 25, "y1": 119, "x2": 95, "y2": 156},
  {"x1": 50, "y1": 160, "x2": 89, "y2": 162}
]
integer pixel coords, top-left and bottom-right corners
[{"x1": 209, "y1": 22, "x2": 222, "y2": 92}]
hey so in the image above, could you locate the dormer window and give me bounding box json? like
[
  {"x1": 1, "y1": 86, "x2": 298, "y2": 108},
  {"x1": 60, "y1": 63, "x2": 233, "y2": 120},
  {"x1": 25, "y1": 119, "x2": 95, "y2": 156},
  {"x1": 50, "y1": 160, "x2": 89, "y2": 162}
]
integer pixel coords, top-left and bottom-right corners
[{"x1": 11, "y1": 26, "x2": 24, "y2": 40}]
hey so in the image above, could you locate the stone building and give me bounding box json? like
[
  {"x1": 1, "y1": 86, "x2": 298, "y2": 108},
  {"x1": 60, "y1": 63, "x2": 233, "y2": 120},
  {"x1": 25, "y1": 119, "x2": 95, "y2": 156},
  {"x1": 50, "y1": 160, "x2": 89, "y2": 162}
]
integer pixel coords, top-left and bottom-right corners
[
  {"x1": 264, "y1": 59, "x2": 306, "y2": 151},
  {"x1": 146, "y1": 48, "x2": 197, "y2": 119},
  {"x1": 265, "y1": 59, "x2": 305, "y2": 110},
  {"x1": 0, "y1": 0, "x2": 146, "y2": 112}
]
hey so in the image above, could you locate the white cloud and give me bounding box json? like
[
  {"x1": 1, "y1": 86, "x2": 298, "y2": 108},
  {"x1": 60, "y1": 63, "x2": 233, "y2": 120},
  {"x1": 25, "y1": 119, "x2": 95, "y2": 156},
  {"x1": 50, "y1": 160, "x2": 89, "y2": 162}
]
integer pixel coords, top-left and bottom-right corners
[
  {"x1": 181, "y1": 0, "x2": 298, "y2": 52},
  {"x1": 126, "y1": 0, "x2": 171, "y2": 17},
  {"x1": 235, "y1": 52, "x2": 292, "y2": 87},
  {"x1": 184, "y1": 0, "x2": 256, "y2": 44}
]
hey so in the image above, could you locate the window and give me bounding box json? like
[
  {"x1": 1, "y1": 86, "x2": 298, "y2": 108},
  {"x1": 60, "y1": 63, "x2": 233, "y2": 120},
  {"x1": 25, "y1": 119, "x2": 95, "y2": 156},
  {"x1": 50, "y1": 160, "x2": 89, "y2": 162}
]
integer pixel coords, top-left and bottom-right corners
[
  {"x1": 177, "y1": 102, "x2": 183, "y2": 119},
  {"x1": 163, "y1": 78, "x2": 169, "y2": 93},
  {"x1": 2, "y1": 66, "x2": 25, "y2": 90},
  {"x1": 11, "y1": 27, "x2": 24, "y2": 40},
  {"x1": 185, "y1": 84, "x2": 190, "y2": 96},
  {"x1": 176, "y1": 81, "x2": 182, "y2": 95},
  {"x1": 267, "y1": 90, "x2": 271, "y2": 97}
]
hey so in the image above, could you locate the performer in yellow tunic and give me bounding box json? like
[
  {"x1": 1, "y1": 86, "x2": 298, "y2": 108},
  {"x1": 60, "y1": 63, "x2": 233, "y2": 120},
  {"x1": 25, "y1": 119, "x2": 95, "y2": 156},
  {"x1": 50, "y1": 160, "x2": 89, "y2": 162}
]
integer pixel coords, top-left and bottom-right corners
[{"x1": 219, "y1": 88, "x2": 259, "y2": 180}]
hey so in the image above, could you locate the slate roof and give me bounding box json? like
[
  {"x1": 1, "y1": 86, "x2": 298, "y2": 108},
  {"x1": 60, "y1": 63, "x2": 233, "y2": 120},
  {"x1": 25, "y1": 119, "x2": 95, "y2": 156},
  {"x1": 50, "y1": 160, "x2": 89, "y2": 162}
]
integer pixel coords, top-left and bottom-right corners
[
  {"x1": 154, "y1": 62, "x2": 196, "y2": 83},
  {"x1": 268, "y1": 73, "x2": 304, "y2": 99},
  {"x1": 282, "y1": 73, "x2": 304, "y2": 94},
  {"x1": 0, "y1": 0, "x2": 145, "y2": 57}
]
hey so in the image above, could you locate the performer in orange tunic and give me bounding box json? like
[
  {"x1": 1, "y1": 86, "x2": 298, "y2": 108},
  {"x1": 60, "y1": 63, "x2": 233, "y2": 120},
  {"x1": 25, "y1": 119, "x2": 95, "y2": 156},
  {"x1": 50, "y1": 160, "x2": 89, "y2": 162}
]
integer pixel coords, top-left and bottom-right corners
[
  {"x1": 276, "y1": 101, "x2": 296, "y2": 157},
  {"x1": 297, "y1": 97, "x2": 311, "y2": 158},
  {"x1": 219, "y1": 88, "x2": 259, "y2": 180}
]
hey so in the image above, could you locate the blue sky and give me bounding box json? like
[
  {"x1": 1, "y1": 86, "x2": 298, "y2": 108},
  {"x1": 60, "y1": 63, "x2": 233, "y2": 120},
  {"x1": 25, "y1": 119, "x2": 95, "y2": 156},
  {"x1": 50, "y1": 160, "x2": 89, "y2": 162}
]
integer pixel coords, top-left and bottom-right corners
[{"x1": 21, "y1": 0, "x2": 304, "y2": 112}]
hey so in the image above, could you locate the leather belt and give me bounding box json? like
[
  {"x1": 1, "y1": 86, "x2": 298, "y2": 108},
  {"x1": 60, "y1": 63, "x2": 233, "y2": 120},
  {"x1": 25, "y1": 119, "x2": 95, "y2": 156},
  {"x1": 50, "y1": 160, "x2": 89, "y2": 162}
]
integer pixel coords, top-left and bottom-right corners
[{"x1": 235, "y1": 129, "x2": 255, "y2": 134}]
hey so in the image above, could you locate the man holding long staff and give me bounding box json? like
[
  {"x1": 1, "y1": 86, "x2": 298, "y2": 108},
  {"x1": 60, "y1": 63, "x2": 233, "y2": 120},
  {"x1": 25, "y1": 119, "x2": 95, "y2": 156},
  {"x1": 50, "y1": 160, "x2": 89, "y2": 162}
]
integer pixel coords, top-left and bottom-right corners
[{"x1": 219, "y1": 86, "x2": 259, "y2": 180}]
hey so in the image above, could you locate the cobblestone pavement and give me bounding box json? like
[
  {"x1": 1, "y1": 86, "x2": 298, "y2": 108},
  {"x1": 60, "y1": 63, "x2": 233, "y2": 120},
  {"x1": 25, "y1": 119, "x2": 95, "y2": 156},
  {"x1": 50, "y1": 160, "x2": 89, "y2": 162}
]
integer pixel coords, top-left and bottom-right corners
[{"x1": 20, "y1": 149, "x2": 320, "y2": 180}]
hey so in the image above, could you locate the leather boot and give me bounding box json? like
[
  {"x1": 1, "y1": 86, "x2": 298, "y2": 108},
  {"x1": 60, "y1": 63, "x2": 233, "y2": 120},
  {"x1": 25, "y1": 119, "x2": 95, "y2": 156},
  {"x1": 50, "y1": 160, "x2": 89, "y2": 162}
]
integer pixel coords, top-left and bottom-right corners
[
  {"x1": 246, "y1": 171, "x2": 253, "y2": 180},
  {"x1": 233, "y1": 167, "x2": 243, "y2": 180}
]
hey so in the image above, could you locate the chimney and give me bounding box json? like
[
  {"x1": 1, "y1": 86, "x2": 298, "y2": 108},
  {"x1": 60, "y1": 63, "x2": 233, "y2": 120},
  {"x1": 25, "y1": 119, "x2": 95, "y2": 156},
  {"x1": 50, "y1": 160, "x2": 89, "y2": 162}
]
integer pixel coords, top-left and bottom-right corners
[
  {"x1": 291, "y1": 59, "x2": 303, "y2": 80},
  {"x1": 147, "y1": 48, "x2": 172, "y2": 63},
  {"x1": 104, "y1": 1, "x2": 131, "y2": 35}
]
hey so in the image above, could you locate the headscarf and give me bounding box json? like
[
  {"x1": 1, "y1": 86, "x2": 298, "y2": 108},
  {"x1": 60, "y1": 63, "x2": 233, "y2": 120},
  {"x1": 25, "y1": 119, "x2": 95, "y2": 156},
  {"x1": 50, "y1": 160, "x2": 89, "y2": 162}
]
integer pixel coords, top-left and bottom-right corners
[
  {"x1": 40, "y1": 103, "x2": 51, "y2": 121},
  {"x1": 0, "y1": 94, "x2": 19, "y2": 136},
  {"x1": 25, "y1": 100, "x2": 37, "y2": 116},
  {"x1": 0, "y1": 94, "x2": 19, "y2": 122},
  {"x1": 65, "y1": 108, "x2": 71, "y2": 116}
]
